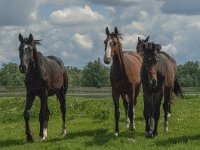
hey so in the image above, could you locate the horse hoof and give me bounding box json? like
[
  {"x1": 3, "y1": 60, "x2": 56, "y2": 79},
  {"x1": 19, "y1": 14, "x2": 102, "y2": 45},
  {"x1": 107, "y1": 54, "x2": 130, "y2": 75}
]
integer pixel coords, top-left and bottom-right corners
[
  {"x1": 164, "y1": 127, "x2": 169, "y2": 133},
  {"x1": 61, "y1": 129, "x2": 66, "y2": 136},
  {"x1": 27, "y1": 134, "x2": 34, "y2": 142},
  {"x1": 167, "y1": 113, "x2": 171, "y2": 118},
  {"x1": 114, "y1": 132, "x2": 119, "y2": 137},
  {"x1": 129, "y1": 125, "x2": 136, "y2": 131},
  {"x1": 145, "y1": 131, "x2": 153, "y2": 138}
]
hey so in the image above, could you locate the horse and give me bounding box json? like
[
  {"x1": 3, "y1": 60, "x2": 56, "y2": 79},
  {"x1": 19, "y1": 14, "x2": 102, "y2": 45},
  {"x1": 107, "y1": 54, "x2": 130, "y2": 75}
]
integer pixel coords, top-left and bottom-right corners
[
  {"x1": 137, "y1": 37, "x2": 183, "y2": 138},
  {"x1": 103, "y1": 27, "x2": 142, "y2": 136},
  {"x1": 18, "y1": 33, "x2": 68, "y2": 142}
]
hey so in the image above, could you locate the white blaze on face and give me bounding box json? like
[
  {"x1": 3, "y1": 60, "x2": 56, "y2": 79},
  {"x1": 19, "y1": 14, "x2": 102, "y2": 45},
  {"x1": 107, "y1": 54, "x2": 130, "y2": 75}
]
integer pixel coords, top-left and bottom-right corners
[{"x1": 105, "y1": 39, "x2": 112, "y2": 59}]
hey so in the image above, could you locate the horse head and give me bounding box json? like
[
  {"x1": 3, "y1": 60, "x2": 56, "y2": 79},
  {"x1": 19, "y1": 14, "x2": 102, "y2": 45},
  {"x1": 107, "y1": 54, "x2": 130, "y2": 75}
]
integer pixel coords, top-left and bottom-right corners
[
  {"x1": 18, "y1": 33, "x2": 41, "y2": 73},
  {"x1": 142, "y1": 42, "x2": 161, "y2": 88},
  {"x1": 103, "y1": 26, "x2": 123, "y2": 64},
  {"x1": 136, "y1": 36, "x2": 149, "y2": 57}
]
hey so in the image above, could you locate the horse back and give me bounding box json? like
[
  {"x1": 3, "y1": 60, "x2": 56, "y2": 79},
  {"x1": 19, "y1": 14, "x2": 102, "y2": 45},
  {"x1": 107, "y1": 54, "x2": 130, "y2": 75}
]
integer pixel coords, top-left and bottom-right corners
[
  {"x1": 45, "y1": 56, "x2": 66, "y2": 90},
  {"x1": 158, "y1": 51, "x2": 177, "y2": 87},
  {"x1": 123, "y1": 51, "x2": 142, "y2": 84}
]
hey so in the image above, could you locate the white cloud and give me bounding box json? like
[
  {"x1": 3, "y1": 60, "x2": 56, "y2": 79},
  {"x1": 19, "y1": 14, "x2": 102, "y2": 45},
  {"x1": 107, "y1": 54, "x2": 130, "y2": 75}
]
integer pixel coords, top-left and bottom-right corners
[
  {"x1": 73, "y1": 33, "x2": 93, "y2": 50},
  {"x1": 50, "y1": 5, "x2": 104, "y2": 26}
]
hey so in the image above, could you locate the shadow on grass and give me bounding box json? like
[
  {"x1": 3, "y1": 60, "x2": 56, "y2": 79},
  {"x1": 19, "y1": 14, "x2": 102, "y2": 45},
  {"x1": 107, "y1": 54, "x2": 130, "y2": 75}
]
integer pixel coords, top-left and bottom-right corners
[
  {"x1": 47, "y1": 128, "x2": 114, "y2": 146},
  {"x1": 0, "y1": 138, "x2": 25, "y2": 148},
  {"x1": 155, "y1": 134, "x2": 200, "y2": 146}
]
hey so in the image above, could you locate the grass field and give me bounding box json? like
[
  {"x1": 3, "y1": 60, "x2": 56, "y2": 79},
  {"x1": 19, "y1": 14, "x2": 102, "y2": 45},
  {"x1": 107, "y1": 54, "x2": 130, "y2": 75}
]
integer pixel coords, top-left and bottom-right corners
[{"x1": 0, "y1": 95, "x2": 200, "y2": 149}]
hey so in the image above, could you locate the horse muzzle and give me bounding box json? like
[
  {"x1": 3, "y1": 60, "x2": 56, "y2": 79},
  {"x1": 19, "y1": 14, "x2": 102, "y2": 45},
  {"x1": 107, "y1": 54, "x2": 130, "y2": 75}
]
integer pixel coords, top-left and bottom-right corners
[
  {"x1": 104, "y1": 56, "x2": 111, "y2": 64},
  {"x1": 149, "y1": 79, "x2": 157, "y2": 87},
  {"x1": 19, "y1": 65, "x2": 26, "y2": 73}
]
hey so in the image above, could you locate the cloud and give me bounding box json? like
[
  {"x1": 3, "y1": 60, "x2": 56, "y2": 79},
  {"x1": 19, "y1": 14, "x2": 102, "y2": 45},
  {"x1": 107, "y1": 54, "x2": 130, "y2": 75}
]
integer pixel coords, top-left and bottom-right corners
[
  {"x1": 0, "y1": 0, "x2": 38, "y2": 26},
  {"x1": 50, "y1": 5, "x2": 104, "y2": 26},
  {"x1": 161, "y1": 0, "x2": 200, "y2": 15},
  {"x1": 73, "y1": 33, "x2": 93, "y2": 50}
]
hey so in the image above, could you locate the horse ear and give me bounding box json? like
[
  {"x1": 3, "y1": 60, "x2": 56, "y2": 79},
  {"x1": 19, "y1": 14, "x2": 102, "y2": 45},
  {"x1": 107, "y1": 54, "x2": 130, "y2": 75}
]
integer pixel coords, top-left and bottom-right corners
[
  {"x1": 19, "y1": 33, "x2": 23, "y2": 42},
  {"x1": 29, "y1": 33, "x2": 33, "y2": 43},
  {"x1": 106, "y1": 27, "x2": 109, "y2": 36},
  {"x1": 155, "y1": 44, "x2": 161, "y2": 52},
  {"x1": 114, "y1": 26, "x2": 118, "y2": 35},
  {"x1": 145, "y1": 36, "x2": 149, "y2": 42},
  {"x1": 138, "y1": 37, "x2": 141, "y2": 42}
]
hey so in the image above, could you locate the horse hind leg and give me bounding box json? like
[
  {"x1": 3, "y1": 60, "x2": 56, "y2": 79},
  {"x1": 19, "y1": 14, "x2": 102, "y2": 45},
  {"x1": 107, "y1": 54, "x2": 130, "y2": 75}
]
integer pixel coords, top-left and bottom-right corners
[
  {"x1": 57, "y1": 89, "x2": 67, "y2": 136},
  {"x1": 127, "y1": 92, "x2": 136, "y2": 131},
  {"x1": 121, "y1": 94, "x2": 130, "y2": 128},
  {"x1": 163, "y1": 87, "x2": 171, "y2": 132}
]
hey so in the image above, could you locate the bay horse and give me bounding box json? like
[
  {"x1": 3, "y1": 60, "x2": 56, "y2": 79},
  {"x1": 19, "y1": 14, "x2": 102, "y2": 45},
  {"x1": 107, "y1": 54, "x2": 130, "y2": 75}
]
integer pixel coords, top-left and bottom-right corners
[
  {"x1": 103, "y1": 27, "x2": 142, "y2": 136},
  {"x1": 137, "y1": 37, "x2": 183, "y2": 138},
  {"x1": 18, "y1": 33, "x2": 68, "y2": 142}
]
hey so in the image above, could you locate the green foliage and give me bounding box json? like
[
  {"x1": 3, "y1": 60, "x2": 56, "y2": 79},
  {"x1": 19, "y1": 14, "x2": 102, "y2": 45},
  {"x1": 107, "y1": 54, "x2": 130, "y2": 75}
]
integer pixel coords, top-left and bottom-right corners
[
  {"x1": 66, "y1": 66, "x2": 82, "y2": 87},
  {"x1": 0, "y1": 63, "x2": 24, "y2": 86},
  {"x1": 177, "y1": 61, "x2": 200, "y2": 87},
  {"x1": 81, "y1": 58, "x2": 110, "y2": 88}
]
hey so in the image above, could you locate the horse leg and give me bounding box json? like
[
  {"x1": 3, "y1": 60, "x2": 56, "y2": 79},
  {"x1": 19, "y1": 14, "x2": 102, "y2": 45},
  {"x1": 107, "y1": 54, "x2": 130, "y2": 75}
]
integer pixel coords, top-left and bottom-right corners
[
  {"x1": 121, "y1": 94, "x2": 129, "y2": 128},
  {"x1": 153, "y1": 91, "x2": 163, "y2": 137},
  {"x1": 143, "y1": 93, "x2": 153, "y2": 138},
  {"x1": 39, "y1": 92, "x2": 48, "y2": 140},
  {"x1": 112, "y1": 89, "x2": 120, "y2": 136},
  {"x1": 24, "y1": 94, "x2": 35, "y2": 142},
  {"x1": 163, "y1": 87, "x2": 171, "y2": 132},
  {"x1": 128, "y1": 91, "x2": 136, "y2": 131},
  {"x1": 57, "y1": 91, "x2": 67, "y2": 136}
]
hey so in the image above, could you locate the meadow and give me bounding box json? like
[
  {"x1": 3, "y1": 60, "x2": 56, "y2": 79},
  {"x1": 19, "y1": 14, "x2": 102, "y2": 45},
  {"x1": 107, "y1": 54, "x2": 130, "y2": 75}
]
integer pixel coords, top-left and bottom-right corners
[{"x1": 0, "y1": 94, "x2": 200, "y2": 150}]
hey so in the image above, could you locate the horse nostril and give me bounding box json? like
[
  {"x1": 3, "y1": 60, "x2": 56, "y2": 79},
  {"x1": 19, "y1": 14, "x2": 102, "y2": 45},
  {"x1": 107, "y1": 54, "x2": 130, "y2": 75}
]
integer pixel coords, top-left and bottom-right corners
[
  {"x1": 152, "y1": 80, "x2": 157, "y2": 86},
  {"x1": 19, "y1": 65, "x2": 26, "y2": 73}
]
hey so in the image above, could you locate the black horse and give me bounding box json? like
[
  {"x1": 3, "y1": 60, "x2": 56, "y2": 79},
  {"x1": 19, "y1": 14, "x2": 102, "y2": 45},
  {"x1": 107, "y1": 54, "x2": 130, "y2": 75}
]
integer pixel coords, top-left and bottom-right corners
[
  {"x1": 137, "y1": 39, "x2": 183, "y2": 138},
  {"x1": 18, "y1": 33, "x2": 68, "y2": 142}
]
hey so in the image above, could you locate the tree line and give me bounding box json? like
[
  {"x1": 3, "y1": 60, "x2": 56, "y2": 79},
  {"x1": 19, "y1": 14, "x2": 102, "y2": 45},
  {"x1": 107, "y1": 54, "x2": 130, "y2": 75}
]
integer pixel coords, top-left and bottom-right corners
[{"x1": 0, "y1": 60, "x2": 199, "y2": 88}]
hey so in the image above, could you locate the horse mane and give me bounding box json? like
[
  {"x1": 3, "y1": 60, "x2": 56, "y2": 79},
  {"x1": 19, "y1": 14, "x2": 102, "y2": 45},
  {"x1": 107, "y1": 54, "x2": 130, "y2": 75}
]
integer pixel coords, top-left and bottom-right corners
[{"x1": 23, "y1": 38, "x2": 42, "y2": 45}]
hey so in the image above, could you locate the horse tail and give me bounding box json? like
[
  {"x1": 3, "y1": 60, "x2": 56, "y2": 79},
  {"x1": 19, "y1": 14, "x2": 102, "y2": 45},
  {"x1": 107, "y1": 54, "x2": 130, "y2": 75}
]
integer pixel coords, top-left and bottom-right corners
[
  {"x1": 173, "y1": 78, "x2": 183, "y2": 98},
  {"x1": 63, "y1": 68, "x2": 68, "y2": 96}
]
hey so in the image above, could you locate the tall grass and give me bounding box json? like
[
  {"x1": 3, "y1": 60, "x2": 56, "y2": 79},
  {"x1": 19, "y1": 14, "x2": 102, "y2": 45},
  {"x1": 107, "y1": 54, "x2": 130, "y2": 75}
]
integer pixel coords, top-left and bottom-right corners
[{"x1": 0, "y1": 95, "x2": 200, "y2": 149}]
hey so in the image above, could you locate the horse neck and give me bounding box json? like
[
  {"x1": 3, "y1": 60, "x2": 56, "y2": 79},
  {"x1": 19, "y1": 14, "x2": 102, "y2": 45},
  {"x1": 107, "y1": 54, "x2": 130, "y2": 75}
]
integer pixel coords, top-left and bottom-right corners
[
  {"x1": 112, "y1": 43, "x2": 127, "y2": 80},
  {"x1": 30, "y1": 48, "x2": 43, "y2": 77}
]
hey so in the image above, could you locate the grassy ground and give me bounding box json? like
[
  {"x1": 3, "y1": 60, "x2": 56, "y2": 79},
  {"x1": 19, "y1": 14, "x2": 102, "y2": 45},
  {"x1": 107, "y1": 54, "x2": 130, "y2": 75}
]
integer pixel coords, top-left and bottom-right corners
[{"x1": 0, "y1": 95, "x2": 200, "y2": 149}]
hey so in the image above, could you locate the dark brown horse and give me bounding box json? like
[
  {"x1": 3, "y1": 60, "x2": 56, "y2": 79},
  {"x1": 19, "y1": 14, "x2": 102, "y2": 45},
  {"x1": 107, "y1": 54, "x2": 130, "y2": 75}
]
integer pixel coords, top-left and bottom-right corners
[
  {"x1": 103, "y1": 27, "x2": 142, "y2": 136},
  {"x1": 18, "y1": 33, "x2": 68, "y2": 142},
  {"x1": 137, "y1": 37, "x2": 183, "y2": 138}
]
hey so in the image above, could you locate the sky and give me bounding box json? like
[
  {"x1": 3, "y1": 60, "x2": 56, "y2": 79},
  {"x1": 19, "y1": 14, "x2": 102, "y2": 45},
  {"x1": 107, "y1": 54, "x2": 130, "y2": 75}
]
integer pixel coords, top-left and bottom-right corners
[{"x1": 0, "y1": 0, "x2": 200, "y2": 68}]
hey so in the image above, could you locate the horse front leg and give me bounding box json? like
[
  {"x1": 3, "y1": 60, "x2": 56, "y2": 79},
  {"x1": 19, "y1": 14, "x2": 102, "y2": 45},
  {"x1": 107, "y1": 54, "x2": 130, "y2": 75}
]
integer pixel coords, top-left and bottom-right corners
[
  {"x1": 24, "y1": 93, "x2": 35, "y2": 142},
  {"x1": 121, "y1": 94, "x2": 129, "y2": 128},
  {"x1": 128, "y1": 91, "x2": 136, "y2": 131},
  {"x1": 39, "y1": 92, "x2": 48, "y2": 140},
  {"x1": 143, "y1": 93, "x2": 153, "y2": 138},
  {"x1": 153, "y1": 90, "x2": 163, "y2": 137},
  {"x1": 112, "y1": 89, "x2": 120, "y2": 136}
]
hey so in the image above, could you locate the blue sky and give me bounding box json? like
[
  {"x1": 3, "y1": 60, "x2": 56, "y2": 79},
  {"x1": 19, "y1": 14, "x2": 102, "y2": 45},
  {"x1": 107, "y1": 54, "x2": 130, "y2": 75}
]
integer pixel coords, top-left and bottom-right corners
[{"x1": 0, "y1": 0, "x2": 200, "y2": 68}]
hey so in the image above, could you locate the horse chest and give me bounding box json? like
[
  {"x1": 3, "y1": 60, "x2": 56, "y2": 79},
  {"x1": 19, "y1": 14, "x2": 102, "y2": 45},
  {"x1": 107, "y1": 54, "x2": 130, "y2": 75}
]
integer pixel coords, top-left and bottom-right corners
[{"x1": 25, "y1": 74, "x2": 46, "y2": 91}]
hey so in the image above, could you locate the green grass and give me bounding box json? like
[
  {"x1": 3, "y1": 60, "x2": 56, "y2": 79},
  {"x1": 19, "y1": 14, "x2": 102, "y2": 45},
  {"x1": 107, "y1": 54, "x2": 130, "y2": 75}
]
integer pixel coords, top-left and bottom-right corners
[{"x1": 0, "y1": 95, "x2": 200, "y2": 149}]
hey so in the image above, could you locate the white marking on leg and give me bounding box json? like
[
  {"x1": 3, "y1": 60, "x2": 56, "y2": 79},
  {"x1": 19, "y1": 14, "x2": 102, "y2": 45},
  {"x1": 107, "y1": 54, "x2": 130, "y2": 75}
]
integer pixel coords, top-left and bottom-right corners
[
  {"x1": 41, "y1": 128, "x2": 47, "y2": 141},
  {"x1": 163, "y1": 120, "x2": 169, "y2": 132},
  {"x1": 61, "y1": 123, "x2": 66, "y2": 135},
  {"x1": 114, "y1": 132, "x2": 119, "y2": 137}
]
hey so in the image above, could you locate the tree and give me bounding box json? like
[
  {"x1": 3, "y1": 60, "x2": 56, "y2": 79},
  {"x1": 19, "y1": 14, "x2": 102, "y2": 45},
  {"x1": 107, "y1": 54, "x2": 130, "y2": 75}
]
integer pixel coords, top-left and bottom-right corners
[
  {"x1": 81, "y1": 58, "x2": 110, "y2": 88},
  {"x1": 0, "y1": 63, "x2": 24, "y2": 86},
  {"x1": 66, "y1": 66, "x2": 82, "y2": 87},
  {"x1": 177, "y1": 61, "x2": 200, "y2": 87}
]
